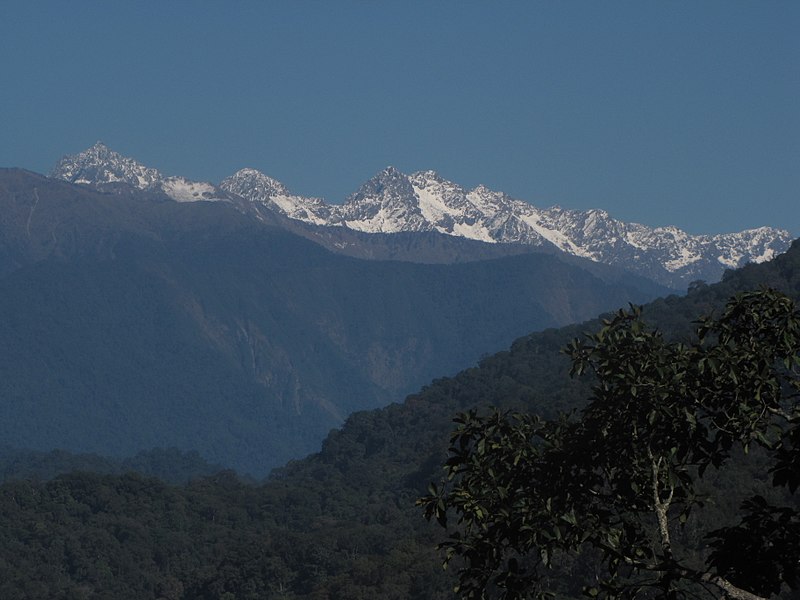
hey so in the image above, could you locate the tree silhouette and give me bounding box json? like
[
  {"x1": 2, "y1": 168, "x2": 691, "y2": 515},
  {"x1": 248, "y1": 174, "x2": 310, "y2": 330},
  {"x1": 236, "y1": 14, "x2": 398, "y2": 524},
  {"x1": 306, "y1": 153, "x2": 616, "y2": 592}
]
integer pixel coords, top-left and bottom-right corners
[{"x1": 421, "y1": 289, "x2": 799, "y2": 600}]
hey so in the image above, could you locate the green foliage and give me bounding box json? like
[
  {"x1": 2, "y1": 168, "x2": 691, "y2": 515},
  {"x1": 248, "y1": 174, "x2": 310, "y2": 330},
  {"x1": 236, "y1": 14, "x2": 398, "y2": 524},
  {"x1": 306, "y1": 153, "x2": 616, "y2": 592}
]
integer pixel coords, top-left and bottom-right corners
[{"x1": 421, "y1": 289, "x2": 800, "y2": 599}]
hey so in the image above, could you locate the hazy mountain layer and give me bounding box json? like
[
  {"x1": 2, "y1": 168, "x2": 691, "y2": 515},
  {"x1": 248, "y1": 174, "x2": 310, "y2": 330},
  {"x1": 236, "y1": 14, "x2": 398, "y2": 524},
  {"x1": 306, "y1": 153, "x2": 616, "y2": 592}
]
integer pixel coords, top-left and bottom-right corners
[
  {"x1": 0, "y1": 168, "x2": 666, "y2": 474},
  {"x1": 0, "y1": 236, "x2": 796, "y2": 598}
]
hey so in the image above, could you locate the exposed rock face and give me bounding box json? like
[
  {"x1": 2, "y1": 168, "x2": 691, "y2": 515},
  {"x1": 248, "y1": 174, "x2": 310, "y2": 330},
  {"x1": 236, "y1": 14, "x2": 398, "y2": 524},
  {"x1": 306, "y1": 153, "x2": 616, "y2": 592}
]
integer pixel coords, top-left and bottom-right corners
[
  {"x1": 225, "y1": 166, "x2": 791, "y2": 288},
  {"x1": 52, "y1": 142, "x2": 234, "y2": 203}
]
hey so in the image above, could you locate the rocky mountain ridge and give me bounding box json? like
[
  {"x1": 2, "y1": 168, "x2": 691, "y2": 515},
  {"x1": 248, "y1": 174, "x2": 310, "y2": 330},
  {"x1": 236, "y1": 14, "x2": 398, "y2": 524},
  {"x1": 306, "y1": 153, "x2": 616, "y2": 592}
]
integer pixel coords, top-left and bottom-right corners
[
  {"x1": 53, "y1": 143, "x2": 793, "y2": 288},
  {"x1": 52, "y1": 142, "x2": 236, "y2": 204}
]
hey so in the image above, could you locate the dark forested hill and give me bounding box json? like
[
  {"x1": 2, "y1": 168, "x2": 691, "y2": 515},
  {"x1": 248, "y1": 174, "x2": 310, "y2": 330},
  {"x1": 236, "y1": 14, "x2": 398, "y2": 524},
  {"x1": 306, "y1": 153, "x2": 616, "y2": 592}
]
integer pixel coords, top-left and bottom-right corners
[
  {"x1": 0, "y1": 169, "x2": 669, "y2": 474},
  {"x1": 0, "y1": 234, "x2": 796, "y2": 598},
  {"x1": 0, "y1": 446, "x2": 225, "y2": 485}
]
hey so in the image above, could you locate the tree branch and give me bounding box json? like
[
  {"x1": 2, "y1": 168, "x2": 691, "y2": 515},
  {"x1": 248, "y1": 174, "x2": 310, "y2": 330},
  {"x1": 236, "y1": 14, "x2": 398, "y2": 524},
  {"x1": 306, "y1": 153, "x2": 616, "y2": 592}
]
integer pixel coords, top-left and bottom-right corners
[
  {"x1": 649, "y1": 453, "x2": 674, "y2": 561},
  {"x1": 699, "y1": 573, "x2": 768, "y2": 600},
  {"x1": 766, "y1": 406, "x2": 795, "y2": 422}
]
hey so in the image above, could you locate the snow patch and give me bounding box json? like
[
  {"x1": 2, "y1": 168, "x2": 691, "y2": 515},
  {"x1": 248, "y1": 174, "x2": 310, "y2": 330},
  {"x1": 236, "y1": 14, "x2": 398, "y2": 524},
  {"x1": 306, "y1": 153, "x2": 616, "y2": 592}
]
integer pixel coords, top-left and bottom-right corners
[
  {"x1": 162, "y1": 177, "x2": 226, "y2": 202},
  {"x1": 665, "y1": 248, "x2": 702, "y2": 271},
  {"x1": 413, "y1": 183, "x2": 495, "y2": 243}
]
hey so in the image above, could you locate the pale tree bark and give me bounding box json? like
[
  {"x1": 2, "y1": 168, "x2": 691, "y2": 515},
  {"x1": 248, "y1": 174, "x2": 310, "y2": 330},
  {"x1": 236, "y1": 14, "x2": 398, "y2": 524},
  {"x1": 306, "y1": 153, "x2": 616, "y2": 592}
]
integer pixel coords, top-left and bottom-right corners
[
  {"x1": 700, "y1": 573, "x2": 768, "y2": 600},
  {"x1": 650, "y1": 454, "x2": 674, "y2": 562},
  {"x1": 649, "y1": 454, "x2": 768, "y2": 600},
  {"x1": 650, "y1": 453, "x2": 676, "y2": 598}
]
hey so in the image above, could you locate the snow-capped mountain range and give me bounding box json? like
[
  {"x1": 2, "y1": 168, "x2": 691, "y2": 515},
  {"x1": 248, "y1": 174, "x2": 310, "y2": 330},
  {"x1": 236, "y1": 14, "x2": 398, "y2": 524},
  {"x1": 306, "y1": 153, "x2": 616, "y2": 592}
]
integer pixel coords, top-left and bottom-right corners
[{"x1": 52, "y1": 142, "x2": 793, "y2": 288}]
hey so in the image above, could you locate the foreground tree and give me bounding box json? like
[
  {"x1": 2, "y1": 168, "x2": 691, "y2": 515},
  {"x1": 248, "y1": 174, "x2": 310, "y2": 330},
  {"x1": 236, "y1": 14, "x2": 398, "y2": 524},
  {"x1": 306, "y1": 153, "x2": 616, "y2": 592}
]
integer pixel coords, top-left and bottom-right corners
[{"x1": 420, "y1": 289, "x2": 800, "y2": 600}]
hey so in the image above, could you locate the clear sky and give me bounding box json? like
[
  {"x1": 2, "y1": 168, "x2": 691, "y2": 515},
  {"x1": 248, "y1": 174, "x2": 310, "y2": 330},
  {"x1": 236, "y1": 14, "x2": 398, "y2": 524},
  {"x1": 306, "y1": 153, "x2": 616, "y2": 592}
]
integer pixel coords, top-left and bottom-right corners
[{"x1": 1, "y1": 1, "x2": 797, "y2": 235}]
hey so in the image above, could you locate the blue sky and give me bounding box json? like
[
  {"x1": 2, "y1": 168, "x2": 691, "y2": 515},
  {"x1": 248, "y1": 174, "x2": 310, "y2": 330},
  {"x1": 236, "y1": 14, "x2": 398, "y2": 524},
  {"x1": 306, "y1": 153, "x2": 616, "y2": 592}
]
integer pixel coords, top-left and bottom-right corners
[{"x1": 1, "y1": 1, "x2": 797, "y2": 235}]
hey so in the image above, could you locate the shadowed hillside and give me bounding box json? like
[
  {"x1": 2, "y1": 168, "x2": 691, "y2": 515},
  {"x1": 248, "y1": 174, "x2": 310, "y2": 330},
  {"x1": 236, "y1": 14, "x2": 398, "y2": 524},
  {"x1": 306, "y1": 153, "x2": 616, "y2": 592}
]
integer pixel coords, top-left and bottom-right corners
[
  {"x1": 0, "y1": 169, "x2": 669, "y2": 474},
  {"x1": 0, "y1": 237, "x2": 796, "y2": 598}
]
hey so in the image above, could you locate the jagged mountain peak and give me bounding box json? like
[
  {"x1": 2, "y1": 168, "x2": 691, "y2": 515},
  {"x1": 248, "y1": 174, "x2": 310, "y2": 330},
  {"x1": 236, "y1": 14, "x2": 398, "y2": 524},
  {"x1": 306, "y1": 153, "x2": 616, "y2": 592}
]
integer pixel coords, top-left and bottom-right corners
[
  {"x1": 222, "y1": 168, "x2": 291, "y2": 198},
  {"x1": 470, "y1": 183, "x2": 510, "y2": 199},
  {"x1": 412, "y1": 168, "x2": 439, "y2": 178},
  {"x1": 337, "y1": 167, "x2": 427, "y2": 232},
  {"x1": 86, "y1": 140, "x2": 112, "y2": 155},
  {"x1": 52, "y1": 144, "x2": 231, "y2": 203},
  {"x1": 345, "y1": 166, "x2": 415, "y2": 204},
  {"x1": 379, "y1": 165, "x2": 403, "y2": 177},
  {"x1": 409, "y1": 170, "x2": 466, "y2": 195},
  {"x1": 409, "y1": 169, "x2": 446, "y2": 183},
  {"x1": 375, "y1": 165, "x2": 410, "y2": 187},
  {"x1": 52, "y1": 143, "x2": 163, "y2": 190},
  {"x1": 220, "y1": 167, "x2": 332, "y2": 226},
  {"x1": 73, "y1": 140, "x2": 116, "y2": 161}
]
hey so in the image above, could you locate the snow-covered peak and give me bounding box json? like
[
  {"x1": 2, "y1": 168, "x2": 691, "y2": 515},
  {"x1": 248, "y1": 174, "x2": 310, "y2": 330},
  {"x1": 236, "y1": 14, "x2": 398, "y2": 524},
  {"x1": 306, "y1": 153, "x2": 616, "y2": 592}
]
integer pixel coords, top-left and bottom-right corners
[
  {"x1": 52, "y1": 142, "x2": 163, "y2": 190},
  {"x1": 411, "y1": 169, "x2": 447, "y2": 184},
  {"x1": 52, "y1": 144, "x2": 229, "y2": 203},
  {"x1": 346, "y1": 167, "x2": 413, "y2": 202},
  {"x1": 222, "y1": 168, "x2": 290, "y2": 199},
  {"x1": 337, "y1": 167, "x2": 427, "y2": 233},
  {"x1": 220, "y1": 167, "x2": 333, "y2": 226}
]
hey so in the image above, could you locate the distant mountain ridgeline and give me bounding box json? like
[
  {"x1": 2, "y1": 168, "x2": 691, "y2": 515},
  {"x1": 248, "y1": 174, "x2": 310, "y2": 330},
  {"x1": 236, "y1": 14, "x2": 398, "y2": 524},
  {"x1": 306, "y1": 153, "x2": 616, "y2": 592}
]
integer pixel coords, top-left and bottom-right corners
[
  {"x1": 0, "y1": 240, "x2": 797, "y2": 598},
  {"x1": 53, "y1": 142, "x2": 792, "y2": 288},
  {"x1": 0, "y1": 168, "x2": 669, "y2": 475},
  {"x1": 0, "y1": 446, "x2": 226, "y2": 485}
]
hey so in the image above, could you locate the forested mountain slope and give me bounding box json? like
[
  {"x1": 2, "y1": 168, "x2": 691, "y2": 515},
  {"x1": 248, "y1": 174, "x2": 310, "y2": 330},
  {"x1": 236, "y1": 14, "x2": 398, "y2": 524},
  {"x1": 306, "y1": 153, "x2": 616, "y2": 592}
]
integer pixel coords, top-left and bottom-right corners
[
  {"x1": 0, "y1": 446, "x2": 225, "y2": 486},
  {"x1": 0, "y1": 169, "x2": 669, "y2": 474},
  {"x1": 0, "y1": 239, "x2": 797, "y2": 598}
]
